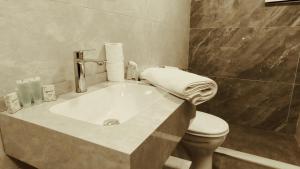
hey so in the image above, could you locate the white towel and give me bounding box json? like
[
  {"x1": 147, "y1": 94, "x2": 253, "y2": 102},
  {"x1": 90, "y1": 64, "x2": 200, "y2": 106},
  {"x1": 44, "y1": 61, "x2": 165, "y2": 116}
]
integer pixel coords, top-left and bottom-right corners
[{"x1": 140, "y1": 67, "x2": 218, "y2": 105}]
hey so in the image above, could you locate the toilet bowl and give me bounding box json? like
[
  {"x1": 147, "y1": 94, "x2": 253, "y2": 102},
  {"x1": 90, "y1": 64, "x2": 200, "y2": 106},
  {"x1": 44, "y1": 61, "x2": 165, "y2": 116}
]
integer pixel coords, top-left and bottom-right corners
[{"x1": 181, "y1": 111, "x2": 229, "y2": 169}]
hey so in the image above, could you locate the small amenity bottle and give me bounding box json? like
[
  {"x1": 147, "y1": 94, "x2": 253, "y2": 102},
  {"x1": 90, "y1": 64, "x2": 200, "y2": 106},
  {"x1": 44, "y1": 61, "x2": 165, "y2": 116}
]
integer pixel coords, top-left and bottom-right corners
[
  {"x1": 30, "y1": 77, "x2": 43, "y2": 104},
  {"x1": 126, "y1": 61, "x2": 139, "y2": 80},
  {"x1": 16, "y1": 79, "x2": 32, "y2": 107}
]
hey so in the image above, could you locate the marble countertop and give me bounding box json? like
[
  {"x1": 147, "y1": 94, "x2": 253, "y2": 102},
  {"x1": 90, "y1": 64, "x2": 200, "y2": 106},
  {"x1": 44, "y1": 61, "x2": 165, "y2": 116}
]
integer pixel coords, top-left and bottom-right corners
[{"x1": 1, "y1": 81, "x2": 186, "y2": 155}]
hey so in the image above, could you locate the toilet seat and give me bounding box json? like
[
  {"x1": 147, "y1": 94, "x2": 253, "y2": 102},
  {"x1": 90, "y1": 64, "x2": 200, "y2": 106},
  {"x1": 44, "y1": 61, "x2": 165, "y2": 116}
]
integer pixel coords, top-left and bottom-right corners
[{"x1": 187, "y1": 111, "x2": 229, "y2": 138}]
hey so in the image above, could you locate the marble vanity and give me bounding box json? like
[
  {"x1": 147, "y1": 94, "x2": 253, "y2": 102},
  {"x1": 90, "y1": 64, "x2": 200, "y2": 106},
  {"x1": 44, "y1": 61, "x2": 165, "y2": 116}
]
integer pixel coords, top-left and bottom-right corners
[{"x1": 0, "y1": 81, "x2": 195, "y2": 169}]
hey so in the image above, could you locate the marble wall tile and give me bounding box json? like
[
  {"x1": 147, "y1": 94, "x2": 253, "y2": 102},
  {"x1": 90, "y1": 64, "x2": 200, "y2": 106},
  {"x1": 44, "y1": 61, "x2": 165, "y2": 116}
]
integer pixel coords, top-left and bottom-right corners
[
  {"x1": 296, "y1": 118, "x2": 300, "y2": 146},
  {"x1": 189, "y1": 27, "x2": 300, "y2": 83},
  {"x1": 146, "y1": 0, "x2": 191, "y2": 30},
  {"x1": 264, "y1": 5, "x2": 300, "y2": 27},
  {"x1": 198, "y1": 77, "x2": 292, "y2": 131},
  {"x1": 221, "y1": 124, "x2": 300, "y2": 165},
  {"x1": 87, "y1": 0, "x2": 147, "y2": 18},
  {"x1": 190, "y1": 0, "x2": 300, "y2": 29},
  {"x1": 284, "y1": 85, "x2": 300, "y2": 134},
  {"x1": 191, "y1": 0, "x2": 266, "y2": 28},
  {"x1": 296, "y1": 66, "x2": 300, "y2": 84}
]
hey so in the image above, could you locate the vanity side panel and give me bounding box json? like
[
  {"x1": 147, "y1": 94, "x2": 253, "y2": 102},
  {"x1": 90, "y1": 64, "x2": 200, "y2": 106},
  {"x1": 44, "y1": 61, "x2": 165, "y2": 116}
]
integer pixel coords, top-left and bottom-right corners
[
  {"x1": 0, "y1": 135, "x2": 20, "y2": 169},
  {"x1": 131, "y1": 101, "x2": 196, "y2": 169},
  {"x1": 0, "y1": 115, "x2": 130, "y2": 169}
]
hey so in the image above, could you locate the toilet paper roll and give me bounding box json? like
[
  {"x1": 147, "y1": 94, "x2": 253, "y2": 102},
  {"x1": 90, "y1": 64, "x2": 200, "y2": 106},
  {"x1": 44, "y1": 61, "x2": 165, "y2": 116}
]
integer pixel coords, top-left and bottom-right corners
[
  {"x1": 105, "y1": 43, "x2": 124, "y2": 62},
  {"x1": 106, "y1": 62, "x2": 125, "y2": 82}
]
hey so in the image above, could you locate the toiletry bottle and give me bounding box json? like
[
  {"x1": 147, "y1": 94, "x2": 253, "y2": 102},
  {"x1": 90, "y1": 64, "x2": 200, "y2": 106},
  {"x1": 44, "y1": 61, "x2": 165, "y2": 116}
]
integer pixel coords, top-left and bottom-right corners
[
  {"x1": 30, "y1": 77, "x2": 43, "y2": 104},
  {"x1": 126, "y1": 61, "x2": 139, "y2": 80},
  {"x1": 16, "y1": 79, "x2": 32, "y2": 107}
]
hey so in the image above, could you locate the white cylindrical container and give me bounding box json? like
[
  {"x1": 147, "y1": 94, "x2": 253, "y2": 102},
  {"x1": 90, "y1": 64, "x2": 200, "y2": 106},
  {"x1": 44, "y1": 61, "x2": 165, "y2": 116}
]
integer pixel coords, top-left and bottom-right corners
[
  {"x1": 4, "y1": 92, "x2": 22, "y2": 114},
  {"x1": 105, "y1": 43, "x2": 124, "y2": 62},
  {"x1": 106, "y1": 62, "x2": 124, "y2": 82}
]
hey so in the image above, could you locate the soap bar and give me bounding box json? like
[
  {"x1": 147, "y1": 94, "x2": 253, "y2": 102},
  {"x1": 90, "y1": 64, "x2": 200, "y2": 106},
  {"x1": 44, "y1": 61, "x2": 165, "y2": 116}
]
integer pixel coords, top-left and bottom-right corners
[
  {"x1": 4, "y1": 92, "x2": 22, "y2": 114},
  {"x1": 42, "y1": 85, "x2": 57, "y2": 102}
]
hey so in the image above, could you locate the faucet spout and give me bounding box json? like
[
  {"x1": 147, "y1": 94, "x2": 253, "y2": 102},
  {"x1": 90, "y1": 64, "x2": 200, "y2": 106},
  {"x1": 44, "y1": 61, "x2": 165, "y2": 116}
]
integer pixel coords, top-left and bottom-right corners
[{"x1": 74, "y1": 50, "x2": 106, "y2": 93}]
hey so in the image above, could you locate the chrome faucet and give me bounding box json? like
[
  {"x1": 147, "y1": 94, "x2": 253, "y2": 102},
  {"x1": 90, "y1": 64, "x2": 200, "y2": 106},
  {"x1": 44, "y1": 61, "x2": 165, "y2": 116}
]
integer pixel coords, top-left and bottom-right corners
[{"x1": 74, "y1": 50, "x2": 106, "y2": 93}]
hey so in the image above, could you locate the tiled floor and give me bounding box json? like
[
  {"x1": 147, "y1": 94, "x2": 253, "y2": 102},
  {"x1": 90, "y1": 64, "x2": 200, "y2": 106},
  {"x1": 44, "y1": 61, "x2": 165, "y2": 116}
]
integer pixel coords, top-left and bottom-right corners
[{"x1": 222, "y1": 124, "x2": 300, "y2": 166}]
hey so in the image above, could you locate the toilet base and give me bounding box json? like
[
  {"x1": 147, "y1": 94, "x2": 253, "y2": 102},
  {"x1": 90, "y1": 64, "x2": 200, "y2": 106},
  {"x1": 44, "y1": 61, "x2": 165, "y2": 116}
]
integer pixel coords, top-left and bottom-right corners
[
  {"x1": 182, "y1": 144, "x2": 213, "y2": 169},
  {"x1": 189, "y1": 152, "x2": 213, "y2": 169},
  {"x1": 181, "y1": 134, "x2": 227, "y2": 169}
]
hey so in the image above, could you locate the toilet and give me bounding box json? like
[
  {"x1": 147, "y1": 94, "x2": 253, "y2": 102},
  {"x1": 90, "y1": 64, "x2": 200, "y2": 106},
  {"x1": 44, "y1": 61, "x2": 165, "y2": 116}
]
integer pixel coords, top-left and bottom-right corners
[{"x1": 181, "y1": 111, "x2": 229, "y2": 169}]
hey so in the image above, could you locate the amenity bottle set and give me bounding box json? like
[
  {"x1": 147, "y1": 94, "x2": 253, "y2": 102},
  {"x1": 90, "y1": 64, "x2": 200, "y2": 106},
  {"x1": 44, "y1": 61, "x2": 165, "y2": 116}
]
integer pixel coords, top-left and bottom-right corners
[
  {"x1": 4, "y1": 77, "x2": 56, "y2": 114},
  {"x1": 16, "y1": 77, "x2": 43, "y2": 107}
]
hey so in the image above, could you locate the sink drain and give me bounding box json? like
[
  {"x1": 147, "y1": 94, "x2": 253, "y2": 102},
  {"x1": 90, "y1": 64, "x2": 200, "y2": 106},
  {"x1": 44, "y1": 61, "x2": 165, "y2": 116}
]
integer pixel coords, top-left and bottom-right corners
[{"x1": 103, "y1": 119, "x2": 120, "y2": 126}]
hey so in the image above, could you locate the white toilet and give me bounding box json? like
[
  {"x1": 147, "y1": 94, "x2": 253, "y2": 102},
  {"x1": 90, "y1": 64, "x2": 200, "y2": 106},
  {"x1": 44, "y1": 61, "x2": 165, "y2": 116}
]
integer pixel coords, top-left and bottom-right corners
[{"x1": 181, "y1": 111, "x2": 229, "y2": 169}]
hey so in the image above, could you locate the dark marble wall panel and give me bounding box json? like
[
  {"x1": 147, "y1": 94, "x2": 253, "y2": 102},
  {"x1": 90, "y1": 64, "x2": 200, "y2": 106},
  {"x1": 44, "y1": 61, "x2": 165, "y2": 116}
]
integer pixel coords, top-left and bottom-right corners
[
  {"x1": 297, "y1": 117, "x2": 300, "y2": 146},
  {"x1": 296, "y1": 67, "x2": 300, "y2": 84},
  {"x1": 285, "y1": 85, "x2": 300, "y2": 134},
  {"x1": 191, "y1": 0, "x2": 300, "y2": 29},
  {"x1": 190, "y1": 28, "x2": 300, "y2": 83},
  {"x1": 222, "y1": 124, "x2": 300, "y2": 165},
  {"x1": 198, "y1": 77, "x2": 292, "y2": 131},
  {"x1": 189, "y1": 0, "x2": 300, "y2": 135}
]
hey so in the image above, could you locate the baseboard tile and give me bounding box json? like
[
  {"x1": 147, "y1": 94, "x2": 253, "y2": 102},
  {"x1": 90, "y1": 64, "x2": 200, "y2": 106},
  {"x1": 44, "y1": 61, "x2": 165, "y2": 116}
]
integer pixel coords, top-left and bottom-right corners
[
  {"x1": 215, "y1": 147, "x2": 300, "y2": 169},
  {"x1": 164, "y1": 156, "x2": 192, "y2": 169}
]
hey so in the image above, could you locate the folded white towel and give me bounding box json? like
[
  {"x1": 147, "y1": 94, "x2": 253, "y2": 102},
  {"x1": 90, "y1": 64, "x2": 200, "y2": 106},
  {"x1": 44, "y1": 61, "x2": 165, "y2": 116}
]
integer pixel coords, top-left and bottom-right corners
[{"x1": 140, "y1": 67, "x2": 218, "y2": 105}]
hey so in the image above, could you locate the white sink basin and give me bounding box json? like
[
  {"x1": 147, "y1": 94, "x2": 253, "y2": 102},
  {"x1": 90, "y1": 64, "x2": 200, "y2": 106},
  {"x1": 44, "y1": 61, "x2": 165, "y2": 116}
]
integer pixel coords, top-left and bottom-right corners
[{"x1": 50, "y1": 83, "x2": 164, "y2": 125}]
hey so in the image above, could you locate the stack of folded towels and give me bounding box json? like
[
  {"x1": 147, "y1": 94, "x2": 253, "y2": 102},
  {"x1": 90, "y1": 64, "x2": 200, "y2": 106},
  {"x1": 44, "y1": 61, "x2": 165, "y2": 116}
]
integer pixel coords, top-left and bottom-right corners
[{"x1": 140, "y1": 67, "x2": 218, "y2": 105}]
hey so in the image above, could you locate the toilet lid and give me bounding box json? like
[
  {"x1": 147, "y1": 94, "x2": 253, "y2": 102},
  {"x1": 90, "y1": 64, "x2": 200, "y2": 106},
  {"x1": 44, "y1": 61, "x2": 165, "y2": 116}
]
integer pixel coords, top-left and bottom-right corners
[{"x1": 187, "y1": 111, "x2": 229, "y2": 137}]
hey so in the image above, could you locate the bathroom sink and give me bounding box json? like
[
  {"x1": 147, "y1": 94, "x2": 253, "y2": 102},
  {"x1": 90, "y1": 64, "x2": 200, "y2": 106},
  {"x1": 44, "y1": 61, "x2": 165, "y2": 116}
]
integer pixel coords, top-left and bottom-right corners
[
  {"x1": 50, "y1": 83, "x2": 165, "y2": 126},
  {"x1": 0, "y1": 81, "x2": 195, "y2": 169}
]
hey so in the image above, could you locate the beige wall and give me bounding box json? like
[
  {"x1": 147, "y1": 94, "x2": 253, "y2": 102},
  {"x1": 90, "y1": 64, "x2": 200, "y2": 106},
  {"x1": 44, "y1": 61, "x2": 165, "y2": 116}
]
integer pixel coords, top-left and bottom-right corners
[
  {"x1": 0, "y1": 0, "x2": 190, "y2": 96},
  {"x1": 0, "y1": 0, "x2": 191, "y2": 167}
]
